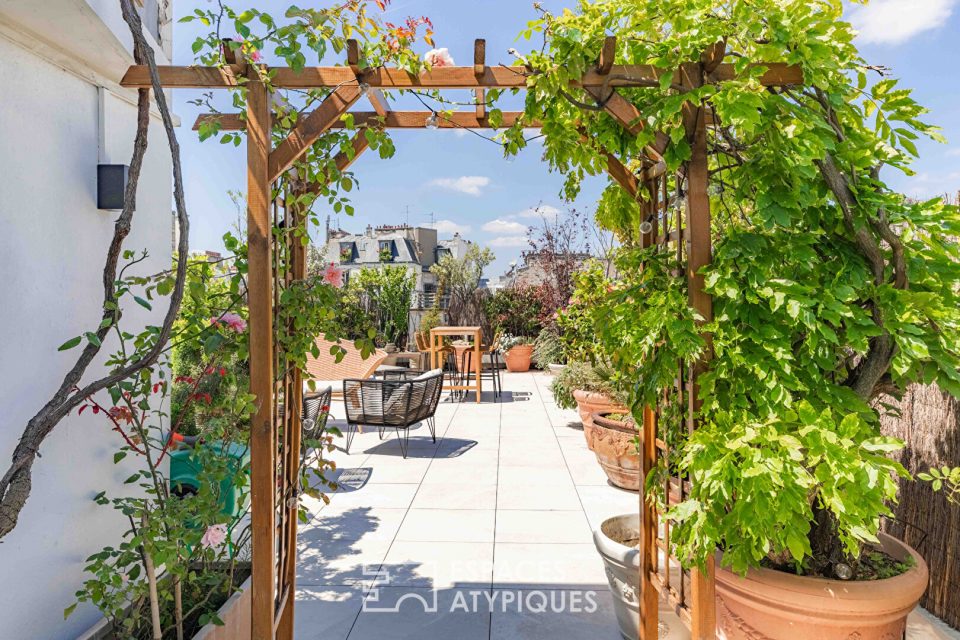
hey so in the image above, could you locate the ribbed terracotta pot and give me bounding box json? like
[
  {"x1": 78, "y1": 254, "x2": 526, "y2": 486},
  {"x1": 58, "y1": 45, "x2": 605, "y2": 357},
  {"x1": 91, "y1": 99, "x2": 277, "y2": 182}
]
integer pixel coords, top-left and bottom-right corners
[
  {"x1": 590, "y1": 412, "x2": 640, "y2": 491},
  {"x1": 572, "y1": 389, "x2": 628, "y2": 446},
  {"x1": 504, "y1": 344, "x2": 534, "y2": 372},
  {"x1": 715, "y1": 533, "x2": 928, "y2": 640}
]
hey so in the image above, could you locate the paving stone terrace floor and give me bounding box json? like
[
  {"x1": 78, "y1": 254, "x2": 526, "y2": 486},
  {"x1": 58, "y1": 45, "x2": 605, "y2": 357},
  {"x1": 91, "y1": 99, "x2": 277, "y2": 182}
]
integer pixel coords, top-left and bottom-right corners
[{"x1": 293, "y1": 371, "x2": 957, "y2": 640}]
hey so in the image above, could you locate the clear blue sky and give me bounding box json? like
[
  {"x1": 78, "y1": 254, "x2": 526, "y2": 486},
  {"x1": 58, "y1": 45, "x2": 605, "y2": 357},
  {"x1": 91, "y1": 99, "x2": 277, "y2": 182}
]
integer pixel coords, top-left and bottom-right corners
[{"x1": 173, "y1": 0, "x2": 960, "y2": 279}]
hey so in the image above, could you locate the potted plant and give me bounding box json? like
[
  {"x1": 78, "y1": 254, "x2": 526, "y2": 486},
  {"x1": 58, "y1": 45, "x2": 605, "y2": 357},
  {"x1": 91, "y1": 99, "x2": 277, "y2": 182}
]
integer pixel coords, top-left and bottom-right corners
[
  {"x1": 485, "y1": 286, "x2": 543, "y2": 374},
  {"x1": 496, "y1": 333, "x2": 536, "y2": 372},
  {"x1": 533, "y1": 326, "x2": 566, "y2": 373},
  {"x1": 521, "y1": 0, "x2": 960, "y2": 635},
  {"x1": 550, "y1": 361, "x2": 628, "y2": 445},
  {"x1": 590, "y1": 412, "x2": 640, "y2": 491}
]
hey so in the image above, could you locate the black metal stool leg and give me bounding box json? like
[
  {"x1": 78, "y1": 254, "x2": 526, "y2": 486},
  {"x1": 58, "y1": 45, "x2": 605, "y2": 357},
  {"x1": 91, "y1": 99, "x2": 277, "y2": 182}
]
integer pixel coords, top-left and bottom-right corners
[{"x1": 344, "y1": 422, "x2": 358, "y2": 453}]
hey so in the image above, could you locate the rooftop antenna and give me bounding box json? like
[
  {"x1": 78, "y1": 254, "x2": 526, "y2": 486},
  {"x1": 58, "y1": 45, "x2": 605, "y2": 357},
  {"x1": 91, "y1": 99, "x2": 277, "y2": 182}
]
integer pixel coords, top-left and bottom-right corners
[{"x1": 405, "y1": 205, "x2": 410, "y2": 227}]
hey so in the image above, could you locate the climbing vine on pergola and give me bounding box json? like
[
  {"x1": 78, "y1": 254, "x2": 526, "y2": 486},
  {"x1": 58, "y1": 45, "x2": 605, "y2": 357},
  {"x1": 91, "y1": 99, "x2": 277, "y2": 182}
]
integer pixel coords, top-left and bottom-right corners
[{"x1": 119, "y1": 19, "x2": 805, "y2": 639}]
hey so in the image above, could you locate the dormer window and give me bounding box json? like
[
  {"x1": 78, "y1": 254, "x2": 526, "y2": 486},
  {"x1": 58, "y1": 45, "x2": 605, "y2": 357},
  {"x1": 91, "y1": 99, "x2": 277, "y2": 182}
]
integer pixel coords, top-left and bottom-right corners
[
  {"x1": 379, "y1": 240, "x2": 394, "y2": 262},
  {"x1": 339, "y1": 242, "x2": 356, "y2": 263}
]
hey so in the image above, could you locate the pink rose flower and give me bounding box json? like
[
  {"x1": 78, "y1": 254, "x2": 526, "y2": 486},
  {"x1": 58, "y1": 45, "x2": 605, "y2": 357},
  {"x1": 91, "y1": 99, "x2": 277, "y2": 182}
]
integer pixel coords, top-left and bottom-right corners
[
  {"x1": 424, "y1": 48, "x2": 454, "y2": 67},
  {"x1": 201, "y1": 524, "x2": 228, "y2": 549},
  {"x1": 210, "y1": 312, "x2": 247, "y2": 333},
  {"x1": 323, "y1": 262, "x2": 344, "y2": 289}
]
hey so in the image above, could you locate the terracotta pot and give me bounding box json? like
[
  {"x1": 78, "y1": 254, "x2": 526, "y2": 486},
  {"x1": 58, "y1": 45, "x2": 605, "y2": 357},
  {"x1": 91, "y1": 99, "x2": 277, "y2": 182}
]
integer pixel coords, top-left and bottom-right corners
[
  {"x1": 572, "y1": 389, "x2": 628, "y2": 446},
  {"x1": 504, "y1": 344, "x2": 534, "y2": 372},
  {"x1": 590, "y1": 412, "x2": 640, "y2": 491},
  {"x1": 715, "y1": 533, "x2": 928, "y2": 640}
]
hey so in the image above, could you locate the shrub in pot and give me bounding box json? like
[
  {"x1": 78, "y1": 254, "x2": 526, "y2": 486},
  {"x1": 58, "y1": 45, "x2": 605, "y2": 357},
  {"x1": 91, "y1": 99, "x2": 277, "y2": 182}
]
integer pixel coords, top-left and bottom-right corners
[
  {"x1": 497, "y1": 333, "x2": 536, "y2": 372},
  {"x1": 590, "y1": 412, "x2": 640, "y2": 491},
  {"x1": 550, "y1": 361, "x2": 628, "y2": 445},
  {"x1": 533, "y1": 326, "x2": 566, "y2": 372},
  {"x1": 532, "y1": 2, "x2": 960, "y2": 636}
]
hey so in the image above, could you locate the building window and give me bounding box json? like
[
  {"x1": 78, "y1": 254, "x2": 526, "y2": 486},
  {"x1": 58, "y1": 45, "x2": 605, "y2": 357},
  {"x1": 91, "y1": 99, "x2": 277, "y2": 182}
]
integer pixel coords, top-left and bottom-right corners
[
  {"x1": 137, "y1": 0, "x2": 162, "y2": 45},
  {"x1": 339, "y1": 243, "x2": 355, "y2": 263},
  {"x1": 379, "y1": 241, "x2": 394, "y2": 262}
]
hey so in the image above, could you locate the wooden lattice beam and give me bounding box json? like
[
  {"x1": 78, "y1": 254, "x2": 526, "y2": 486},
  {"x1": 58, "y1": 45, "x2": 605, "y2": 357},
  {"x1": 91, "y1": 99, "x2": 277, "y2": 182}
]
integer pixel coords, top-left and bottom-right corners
[
  {"x1": 345, "y1": 38, "x2": 389, "y2": 116},
  {"x1": 303, "y1": 133, "x2": 371, "y2": 195},
  {"x1": 474, "y1": 39, "x2": 487, "y2": 121},
  {"x1": 120, "y1": 62, "x2": 802, "y2": 89},
  {"x1": 195, "y1": 110, "x2": 534, "y2": 131},
  {"x1": 267, "y1": 85, "x2": 362, "y2": 182}
]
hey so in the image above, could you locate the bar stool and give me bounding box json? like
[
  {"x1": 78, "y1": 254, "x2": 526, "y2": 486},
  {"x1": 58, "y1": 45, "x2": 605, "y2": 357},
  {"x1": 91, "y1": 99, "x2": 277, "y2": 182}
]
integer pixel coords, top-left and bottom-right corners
[{"x1": 459, "y1": 344, "x2": 502, "y2": 401}]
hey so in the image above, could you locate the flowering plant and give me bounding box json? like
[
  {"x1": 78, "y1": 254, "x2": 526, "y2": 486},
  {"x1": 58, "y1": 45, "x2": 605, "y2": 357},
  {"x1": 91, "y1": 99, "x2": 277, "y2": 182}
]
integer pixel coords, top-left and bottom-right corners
[
  {"x1": 494, "y1": 333, "x2": 534, "y2": 353},
  {"x1": 424, "y1": 47, "x2": 454, "y2": 67}
]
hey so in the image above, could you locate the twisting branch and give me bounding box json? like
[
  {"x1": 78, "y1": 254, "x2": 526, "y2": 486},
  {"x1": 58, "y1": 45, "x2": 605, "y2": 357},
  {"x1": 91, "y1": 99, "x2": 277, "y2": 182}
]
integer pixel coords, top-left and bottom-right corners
[{"x1": 0, "y1": 0, "x2": 190, "y2": 539}]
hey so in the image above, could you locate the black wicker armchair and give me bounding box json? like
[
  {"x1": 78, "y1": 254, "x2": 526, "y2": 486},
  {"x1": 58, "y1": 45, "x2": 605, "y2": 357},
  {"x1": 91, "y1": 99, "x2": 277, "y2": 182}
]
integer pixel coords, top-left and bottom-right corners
[
  {"x1": 301, "y1": 386, "x2": 333, "y2": 445},
  {"x1": 342, "y1": 369, "x2": 444, "y2": 458}
]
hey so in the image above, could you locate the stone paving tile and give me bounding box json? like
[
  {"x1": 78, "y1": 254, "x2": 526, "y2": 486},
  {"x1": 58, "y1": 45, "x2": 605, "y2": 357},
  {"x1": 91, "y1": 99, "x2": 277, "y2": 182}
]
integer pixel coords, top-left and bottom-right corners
[
  {"x1": 348, "y1": 587, "x2": 491, "y2": 640},
  {"x1": 394, "y1": 508, "x2": 496, "y2": 543},
  {"x1": 294, "y1": 587, "x2": 365, "y2": 640},
  {"x1": 495, "y1": 510, "x2": 593, "y2": 544}
]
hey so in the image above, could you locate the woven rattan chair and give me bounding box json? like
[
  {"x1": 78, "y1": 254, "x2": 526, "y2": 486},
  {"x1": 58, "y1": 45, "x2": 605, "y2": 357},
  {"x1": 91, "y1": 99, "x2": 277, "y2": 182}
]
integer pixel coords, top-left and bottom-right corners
[
  {"x1": 342, "y1": 369, "x2": 444, "y2": 458},
  {"x1": 301, "y1": 386, "x2": 333, "y2": 446}
]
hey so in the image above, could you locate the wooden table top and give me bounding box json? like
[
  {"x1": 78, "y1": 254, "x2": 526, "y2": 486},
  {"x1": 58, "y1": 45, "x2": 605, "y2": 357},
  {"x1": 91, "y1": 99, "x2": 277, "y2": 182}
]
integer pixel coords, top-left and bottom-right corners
[{"x1": 429, "y1": 326, "x2": 481, "y2": 335}]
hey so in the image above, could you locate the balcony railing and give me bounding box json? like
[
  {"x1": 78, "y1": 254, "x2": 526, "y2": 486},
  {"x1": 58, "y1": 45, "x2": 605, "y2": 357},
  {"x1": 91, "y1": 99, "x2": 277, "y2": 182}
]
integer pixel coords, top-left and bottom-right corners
[{"x1": 411, "y1": 291, "x2": 449, "y2": 309}]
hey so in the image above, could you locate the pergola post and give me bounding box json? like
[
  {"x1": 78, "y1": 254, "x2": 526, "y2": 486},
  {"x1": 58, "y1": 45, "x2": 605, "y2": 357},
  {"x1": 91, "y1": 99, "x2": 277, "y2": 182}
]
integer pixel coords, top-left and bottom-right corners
[
  {"x1": 246, "y1": 67, "x2": 277, "y2": 639},
  {"x1": 682, "y1": 61, "x2": 717, "y2": 640}
]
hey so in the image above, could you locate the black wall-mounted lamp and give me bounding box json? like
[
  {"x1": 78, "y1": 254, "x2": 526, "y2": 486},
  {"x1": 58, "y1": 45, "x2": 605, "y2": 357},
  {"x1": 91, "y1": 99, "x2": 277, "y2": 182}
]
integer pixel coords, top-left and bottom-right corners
[{"x1": 97, "y1": 164, "x2": 129, "y2": 210}]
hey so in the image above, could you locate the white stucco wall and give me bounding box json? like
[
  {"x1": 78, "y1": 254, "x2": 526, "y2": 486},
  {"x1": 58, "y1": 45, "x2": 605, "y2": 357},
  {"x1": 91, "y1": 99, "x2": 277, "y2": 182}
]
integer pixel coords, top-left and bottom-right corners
[{"x1": 0, "y1": 3, "x2": 174, "y2": 637}]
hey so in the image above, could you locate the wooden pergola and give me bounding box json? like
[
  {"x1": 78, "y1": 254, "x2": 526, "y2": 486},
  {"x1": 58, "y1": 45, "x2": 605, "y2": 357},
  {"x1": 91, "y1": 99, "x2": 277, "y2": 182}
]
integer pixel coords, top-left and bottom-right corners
[{"x1": 121, "y1": 37, "x2": 802, "y2": 640}]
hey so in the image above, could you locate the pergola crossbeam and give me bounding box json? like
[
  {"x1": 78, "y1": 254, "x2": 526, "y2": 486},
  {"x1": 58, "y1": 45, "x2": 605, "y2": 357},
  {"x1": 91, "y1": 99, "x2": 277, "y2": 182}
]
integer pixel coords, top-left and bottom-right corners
[
  {"x1": 120, "y1": 62, "x2": 801, "y2": 89},
  {"x1": 194, "y1": 110, "x2": 535, "y2": 131}
]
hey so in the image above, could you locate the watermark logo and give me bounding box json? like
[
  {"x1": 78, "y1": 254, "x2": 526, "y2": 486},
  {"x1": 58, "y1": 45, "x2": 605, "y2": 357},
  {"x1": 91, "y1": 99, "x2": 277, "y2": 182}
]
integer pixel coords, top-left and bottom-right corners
[
  {"x1": 361, "y1": 563, "x2": 599, "y2": 615},
  {"x1": 363, "y1": 566, "x2": 439, "y2": 613}
]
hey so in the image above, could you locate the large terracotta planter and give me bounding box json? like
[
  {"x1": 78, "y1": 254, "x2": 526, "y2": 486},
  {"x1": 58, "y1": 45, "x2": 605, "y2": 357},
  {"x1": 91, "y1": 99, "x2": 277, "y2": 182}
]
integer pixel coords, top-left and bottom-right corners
[
  {"x1": 504, "y1": 344, "x2": 534, "y2": 372},
  {"x1": 715, "y1": 533, "x2": 928, "y2": 640},
  {"x1": 572, "y1": 389, "x2": 628, "y2": 446},
  {"x1": 590, "y1": 412, "x2": 640, "y2": 491}
]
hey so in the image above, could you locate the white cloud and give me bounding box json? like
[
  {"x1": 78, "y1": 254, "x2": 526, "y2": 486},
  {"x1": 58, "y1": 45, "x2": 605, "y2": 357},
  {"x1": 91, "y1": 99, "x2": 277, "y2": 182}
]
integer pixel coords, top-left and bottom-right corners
[
  {"x1": 848, "y1": 0, "x2": 957, "y2": 45},
  {"x1": 516, "y1": 204, "x2": 562, "y2": 220},
  {"x1": 428, "y1": 175, "x2": 491, "y2": 196},
  {"x1": 945, "y1": 148, "x2": 960, "y2": 158},
  {"x1": 425, "y1": 219, "x2": 472, "y2": 235},
  {"x1": 488, "y1": 236, "x2": 529, "y2": 248},
  {"x1": 482, "y1": 218, "x2": 529, "y2": 234}
]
